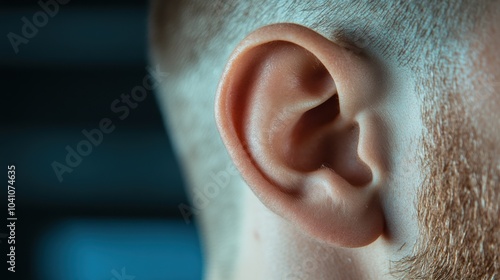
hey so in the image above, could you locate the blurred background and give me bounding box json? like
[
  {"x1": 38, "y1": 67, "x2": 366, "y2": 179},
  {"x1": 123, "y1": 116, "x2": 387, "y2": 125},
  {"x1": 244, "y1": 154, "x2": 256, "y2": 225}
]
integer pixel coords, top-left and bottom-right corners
[{"x1": 0, "y1": 0, "x2": 203, "y2": 279}]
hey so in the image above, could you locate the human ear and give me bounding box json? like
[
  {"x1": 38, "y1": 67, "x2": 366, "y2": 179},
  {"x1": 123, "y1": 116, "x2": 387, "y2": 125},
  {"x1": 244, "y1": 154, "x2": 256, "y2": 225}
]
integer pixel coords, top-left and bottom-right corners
[{"x1": 215, "y1": 23, "x2": 386, "y2": 247}]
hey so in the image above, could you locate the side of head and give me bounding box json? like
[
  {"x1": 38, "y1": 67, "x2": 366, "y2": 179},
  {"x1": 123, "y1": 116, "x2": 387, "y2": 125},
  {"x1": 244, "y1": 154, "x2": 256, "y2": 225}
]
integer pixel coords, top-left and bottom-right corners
[{"x1": 150, "y1": 1, "x2": 500, "y2": 279}]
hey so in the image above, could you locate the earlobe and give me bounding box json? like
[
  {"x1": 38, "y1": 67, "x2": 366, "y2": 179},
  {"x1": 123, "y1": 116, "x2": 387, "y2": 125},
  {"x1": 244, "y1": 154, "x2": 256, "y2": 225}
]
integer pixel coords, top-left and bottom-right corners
[{"x1": 215, "y1": 23, "x2": 386, "y2": 247}]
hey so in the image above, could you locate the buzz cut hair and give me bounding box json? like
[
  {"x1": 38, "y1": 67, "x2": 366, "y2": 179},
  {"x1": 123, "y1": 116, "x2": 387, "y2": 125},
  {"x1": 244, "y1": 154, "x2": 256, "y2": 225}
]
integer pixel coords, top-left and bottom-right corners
[{"x1": 150, "y1": 0, "x2": 489, "y2": 75}]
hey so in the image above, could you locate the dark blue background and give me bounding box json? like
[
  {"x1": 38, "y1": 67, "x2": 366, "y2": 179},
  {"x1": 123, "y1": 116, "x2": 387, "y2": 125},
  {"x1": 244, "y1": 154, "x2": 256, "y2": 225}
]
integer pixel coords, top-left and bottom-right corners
[{"x1": 0, "y1": 1, "x2": 202, "y2": 279}]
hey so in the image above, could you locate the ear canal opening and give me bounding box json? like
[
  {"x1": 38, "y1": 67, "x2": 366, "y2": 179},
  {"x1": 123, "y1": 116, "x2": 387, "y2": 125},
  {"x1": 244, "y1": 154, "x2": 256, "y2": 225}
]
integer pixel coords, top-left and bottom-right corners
[
  {"x1": 324, "y1": 123, "x2": 372, "y2": 187},
  {"x1": 303, "y1": 94, "x2": 340, "y2": 128},
  {"x1": 288, "y1": 95, "x2": 372, "y2": 187}
]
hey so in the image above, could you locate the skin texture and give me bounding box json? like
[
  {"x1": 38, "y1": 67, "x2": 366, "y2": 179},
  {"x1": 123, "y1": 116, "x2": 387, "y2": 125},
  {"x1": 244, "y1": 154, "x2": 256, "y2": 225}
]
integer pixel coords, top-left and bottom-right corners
[
  {"x1": 393, "y1": 7, "x2": 500, "y2": 279},
  {"x1": 150, "y1": 1, "x2": 499, "y2": 279}
]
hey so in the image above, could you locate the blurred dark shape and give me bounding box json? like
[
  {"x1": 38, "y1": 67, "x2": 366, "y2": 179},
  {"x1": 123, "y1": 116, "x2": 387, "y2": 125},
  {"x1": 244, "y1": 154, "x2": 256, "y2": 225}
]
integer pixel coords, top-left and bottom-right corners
[{"x1": 0, "y1": 1, "x2": 201, "y2": 279}]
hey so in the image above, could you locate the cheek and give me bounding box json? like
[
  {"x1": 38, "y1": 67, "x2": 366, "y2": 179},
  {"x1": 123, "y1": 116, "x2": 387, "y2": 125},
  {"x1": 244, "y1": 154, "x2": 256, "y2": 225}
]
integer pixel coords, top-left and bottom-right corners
[
  {"x1": 471, "y1": 81, "x2": 500, "y2": 145},
  {"x1": 483, "y1": 86, "x2": 500, "y2": 145},
  {"x1": 468, "y1": 19, "x2": 500, "y2": 145},
  {"x1": 377, "y1": 72, "x2": 423, "y2": 249}
]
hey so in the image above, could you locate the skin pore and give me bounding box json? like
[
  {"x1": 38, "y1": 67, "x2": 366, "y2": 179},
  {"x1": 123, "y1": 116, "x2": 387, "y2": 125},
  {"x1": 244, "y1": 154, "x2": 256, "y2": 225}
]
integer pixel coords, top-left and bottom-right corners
[{"x1": 150, "y1": 1, "x2": 499, "y2": 279}]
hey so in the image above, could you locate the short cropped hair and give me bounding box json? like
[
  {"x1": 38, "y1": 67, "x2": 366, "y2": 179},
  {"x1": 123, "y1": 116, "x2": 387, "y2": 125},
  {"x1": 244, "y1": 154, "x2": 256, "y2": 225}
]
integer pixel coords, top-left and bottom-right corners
[{"x1": 151, "y1": 0, "x2": 488, "y2": 74}]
